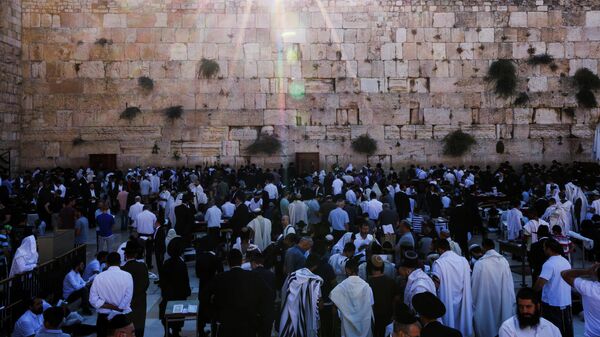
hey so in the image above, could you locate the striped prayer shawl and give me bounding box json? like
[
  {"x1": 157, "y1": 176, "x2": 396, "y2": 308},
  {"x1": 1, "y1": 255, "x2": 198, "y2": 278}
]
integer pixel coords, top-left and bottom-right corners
[{"x1": 279, "y1": 268, "x2": 323, "y2": 337}]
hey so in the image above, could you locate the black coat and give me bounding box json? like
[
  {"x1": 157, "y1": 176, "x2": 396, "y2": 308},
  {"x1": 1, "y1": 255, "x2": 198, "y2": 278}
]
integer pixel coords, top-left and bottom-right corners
[
  {"x1": 394, "y1": 192, "x2": 410, "y2": 220},
  {"x1": 210, "y1": 267, "x2": 272, "y2": 337},
  {"x1": 174, "y1": 204, "x2": 194, "y2": 237},
  {"x1": 229, "y1": 204, "x2": 251, "y2": 237},
  {"x1": 121, "y1": 260, "x2": 149, "y2": 331},
  {"x1": 421, "y1": 321, "x2": 463, "y2": 337},
  {"x1": 159, "y1": 257, "x2": 191, "y2": 301}
]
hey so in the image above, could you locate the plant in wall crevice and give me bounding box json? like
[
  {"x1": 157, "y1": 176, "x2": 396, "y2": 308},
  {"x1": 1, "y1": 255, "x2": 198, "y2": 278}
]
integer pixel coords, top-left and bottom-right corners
[
  {"x1": 172, "y1": 150, "x2": 181, "y2": 161},
  {"x1": 486, "y1": 59, "x2": 518, "y2": 99},
  {"x1": 514, "y1": 92, "x2": 529, "y2": 106},
  {"x1": 573, "y1": 68, "x2": 600, "y2": 108},
  {"x1": 95, "y1": 38, "x2": 113, "y2": 46},
  {"x1": 120, "y1": 105, "x2": 142, "y2": 120},
  {"x1": 72, "y1": 136, "x2": 85, "y2": 146},
  {"x1": 528, "y1": 53, "x2": 554, "y2": 65},
  {"x1": 246, "y1": 134, "x2": 282, "y2": 155},
  {"x1": 164, "y1": 105, "x2": 184, "y2": 120},
  {"x1": 443, "y1": 130, "x2": 476, "y2": 157},
  {"x1": 351, "y1": 134, "x2": 378, "y2": 156},
  {"x1": 138, "y1": 76, "x2": 154, "y2": 90},
  {"x1": 496, "y1": 140, "x2": 505, "y2": 154},
  {"x1": 198, "y1": 58, "x2": 220, "y2": 79}
]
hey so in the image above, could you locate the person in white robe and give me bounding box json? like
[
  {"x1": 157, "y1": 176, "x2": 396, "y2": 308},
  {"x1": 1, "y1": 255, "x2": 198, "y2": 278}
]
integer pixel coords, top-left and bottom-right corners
[
  {"x1": 432, "y1": 239, "x2": 473, "y2": 337},
  {"x1": 591, "y1": 194, "x2": 600, "y2": 216},
  {"x1": 354, "y1": 223, "x2": 374, "y2": 252},
  {"x1": 472, "y1": 239, "x2": 515, "y2": 337},
  {"x1": 288, "y1": 195, "x2": 309, "y2": 227},
  {"x1": 397, "y1": 250, "x2": 436, "y2": 311},
  {"x1": 505, "y1": 201, "x2": 523, "y2": 241},
  {"x1": 328, "y1": 241, "x2": 355, "y2": 283},
  {"x1": 523, "y1": 212, "x2": 550, "y2": 244},
  {"x1": 168, "y1": 193, "x2": 182, "y2": 226},
  {"x1": 279, "y1": 261, "x2": 323, "y2": 337},
  {"x1": 331, "y1": 232, "x2": 353, "y2": 255},
  {"x1": 9, "y1": 235, "x2": 38, "y2": 277},
  {"x1": 330, "y1": 258, "x2": 374, "y2": 337},
  {"x1": 246, "y1": 209, "x2": 272, "y2": 251}
]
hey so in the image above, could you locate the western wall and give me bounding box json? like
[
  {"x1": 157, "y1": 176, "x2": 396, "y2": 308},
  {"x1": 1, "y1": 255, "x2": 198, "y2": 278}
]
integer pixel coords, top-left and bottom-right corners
[{"x1": 2, "y1": 0, "x2": 600, "y2": 170}]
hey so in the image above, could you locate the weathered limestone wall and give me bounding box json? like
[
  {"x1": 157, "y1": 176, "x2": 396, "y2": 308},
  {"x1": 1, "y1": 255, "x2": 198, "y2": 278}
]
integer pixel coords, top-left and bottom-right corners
[
  {"x1": 18, "y1": 0, "x2": 600, "y2": 169},
  {"x1": 0, "y1": 0, "x2": 22, "y2": 172}
]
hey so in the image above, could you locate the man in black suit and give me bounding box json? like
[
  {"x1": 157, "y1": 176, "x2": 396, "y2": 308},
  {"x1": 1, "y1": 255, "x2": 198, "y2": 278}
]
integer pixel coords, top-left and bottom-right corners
[
  {"x1": 209, "y1": 250, "x2": 272, "y2": 337},
  {"x1": 229, "y1": 194, "x2": 251, "y2": 239},
  {"x1": 174, "y1": 193, "x2": 194, "y2": 243},
  {"x1": 528, "y1": 225, "x2": 551, "y2": 285},
  {"x1": 412, "y1": 292, "x2": 462, "y2": 337},
  {"x1": 250, "y1": 252, "x2": 276, "y2": 337},
  {"x1": 394, "y1": 188, "x2": 410, "y2": 221},
  {"x1": 121, "y1": 240, "x2": 149, "y2": 337},
  {"x1": 196, "y1": 235, "x2": 223, "y2": 337},
  {"x1": 153, "y1": 220, "x2": 169, "y2": 277}
]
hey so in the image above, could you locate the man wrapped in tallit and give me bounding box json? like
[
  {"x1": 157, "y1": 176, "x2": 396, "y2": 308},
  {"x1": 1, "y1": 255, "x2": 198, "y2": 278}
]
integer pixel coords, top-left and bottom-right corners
[
  {"x1": 9, "y1": 235, "x2": 38, "y2": 277},
  {"x1": 279, "y1": 258, "x2": 323, "y2": 337},
  {"x1": 472, "y1": 239, "x2": 515, "y2": 337}
]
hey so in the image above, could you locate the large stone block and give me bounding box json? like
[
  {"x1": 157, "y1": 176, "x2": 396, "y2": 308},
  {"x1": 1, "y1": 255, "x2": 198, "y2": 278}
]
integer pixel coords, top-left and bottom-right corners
[{"x1": 229, "y1": 127, "x2": 258, "y2": 140}]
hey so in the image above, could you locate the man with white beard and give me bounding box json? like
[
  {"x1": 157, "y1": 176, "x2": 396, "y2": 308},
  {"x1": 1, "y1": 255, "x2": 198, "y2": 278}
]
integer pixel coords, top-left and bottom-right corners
[
  {"x1": 472, "y1": 239, "x2": 515, "y2": 337},
  {"x1": 431, "y1": 239, "x2": 473, "y2": 337}
]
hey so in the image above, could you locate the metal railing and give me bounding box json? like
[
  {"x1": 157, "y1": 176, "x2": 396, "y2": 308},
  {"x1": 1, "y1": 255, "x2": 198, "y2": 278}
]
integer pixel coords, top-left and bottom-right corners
[{"x1": 0, "y1": 244, "x2": 86, "y2": 335}]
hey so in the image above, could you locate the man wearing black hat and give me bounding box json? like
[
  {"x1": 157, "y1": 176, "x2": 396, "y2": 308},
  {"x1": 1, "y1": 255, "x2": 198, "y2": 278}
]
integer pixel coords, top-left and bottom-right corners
[
  {"x1": 412, "y1": 292, "x2": 462, "y2": 337},
  {"x1": 120, "y1": 240, "x2": 149, "y2": 337}
]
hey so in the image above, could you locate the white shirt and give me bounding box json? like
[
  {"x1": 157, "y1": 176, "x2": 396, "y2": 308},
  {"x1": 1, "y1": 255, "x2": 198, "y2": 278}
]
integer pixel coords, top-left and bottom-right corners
[
  {"x1": 128, "y1": 202, "x2": 144, "y2": 227},
  {"x1": 353, "y1": 233, "x2": 373, "y2": 251},
  {"x1": 499, "y1": 316, "x2": 561, "y2": 337},
  {"x1": 221, "y1": 202, "x2": 235, "y2": 218},
  {"x1": 523, "y1": 219, "x2": 549, "y2": 243},
  {"x1": 63, "y1": 270, "x2": 86, "y2": 299},
  {"x1": 205, "y1": 206, "x2": 222, "y2": 228},
  {"x1": 367, "y1": 199, "x2": 383, "y2": 220},
  {"x1": 264, "y1": 183, "x2": 278, "y2": 200},
  {"x1": 574, "y1": 278, "x2": 600, "y2": 337},
  {"x1": 345, "y1": 190, "x2": 357, "y2": 205},
  {"x1": 592, "y1": 199, "x2": 600, "y2": 215},
  {"x1": 12, "y1": 310, "x2": 43, "y2": 337},
  {"x1": 135, "y1": 210, "x2": 156, "y2": 235},
  {"x1": 539, "y1": 255, "x2": 572, "y2": 307},
  {"x1": 89, "y1": 266, "x2": 133, "y2": 317},
  {"x1": 332, "y1": 178, "x2": 343, "y2": 196}
]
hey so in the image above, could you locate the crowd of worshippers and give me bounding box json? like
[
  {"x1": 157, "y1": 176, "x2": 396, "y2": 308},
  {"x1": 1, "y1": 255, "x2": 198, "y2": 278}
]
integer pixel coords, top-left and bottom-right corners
[{"x1": 1, "y1": 160, "x2": 600, "y2": 337}]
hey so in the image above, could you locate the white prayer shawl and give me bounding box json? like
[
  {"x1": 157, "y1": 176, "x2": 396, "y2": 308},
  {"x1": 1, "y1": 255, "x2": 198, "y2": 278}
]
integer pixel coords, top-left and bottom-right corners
[
  {"x1": 559, "y1": 200, "x2": 574, "y2": 233},
  {"x1": 331, "y1": 232, "x2": 354, "y2": 255},
  {"x1": 247, "y1": 216, "x2": 272, "y2": 251},
  {"x1": 330, "y1": 276, "x2": 374, "y2": 337},
  {"x1": 506, "y1": 208, "x2": 523, "y2": 241},
  {"x1": 547, "y1": 206, "x2": 570, "y2": 234},
  {"x1": 168, "y1": 193, "x2": 183, "y2": 226},
  {"x1": 328, "y1": 253, "x2": 349, "y2": 283},
  {"x1": 404, "y1": 268, "x2": 436, "y2": 311},
  {"x1": 371, "y1": 183, "x2": 382, "y2": 199},
  {"x1": 354, "y1": 233, "x2": 374, "y2": 252},
  {"x1": 279, "y1": 268, "x2": 323, "y2": 337},
  {"x1": 594, "y1": 124, "x2": 600, "y2": 161},
  {"x1": 289, "y1": 200, "x2": 309, "y2": 227},
  {"x1": 592, "y1": 199, "x2": 600, "y2": 215},
  {"x1": 472, "y1": 249, "x2": 516, "y2": 337},
  {"x1": 9, "y1": 235, "x2": 38, "y2": 277},
  {"x1": 432, "y1": 251, "x2": 473, "y2": 337}
]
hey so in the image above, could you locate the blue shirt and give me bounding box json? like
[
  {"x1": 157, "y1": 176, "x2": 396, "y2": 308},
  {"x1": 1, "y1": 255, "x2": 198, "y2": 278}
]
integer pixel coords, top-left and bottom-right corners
[
  {"x1": 328, "y1": 208, "x2": 349, "y2": 231},
  {"x1": 12, "y1": 310, "x2": 43, "y2": 337},
  {"x1": 82, "y1": 259, "x2": 101, "y2": 282},
  {"x1": 96, "y1": 213, "x2": 114, "y2": 237},
  {"x1": 74, "y1": 217, "x2": 89, "y2": 245}
]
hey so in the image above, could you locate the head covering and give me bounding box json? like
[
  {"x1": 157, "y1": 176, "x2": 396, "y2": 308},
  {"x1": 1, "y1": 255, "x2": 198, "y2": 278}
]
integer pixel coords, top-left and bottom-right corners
[
  {"x1": 124, "y1": 240, "x2": 141, "y2": 254},
  {"x1": 253, "y1": 208, "x2": 262, "y2": 213},
  {"x1": 165, "y1": 228, "x2": 179, "y2": 251},
  {"x1": 412, "y1": 292, "x2": 446, "y2": 319},
  {"x1": 371, "y1": 255, "x2": 384, "y2": 268},
  {"x1": 399, "y1": 250, "x2": 419, "y2": 269},
  {"x1": 325, "y1": 234, "x2": 334, "y2": 242},
  {"x1": 9, "y1": 235, "x2": 39, "y2": 277}
]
